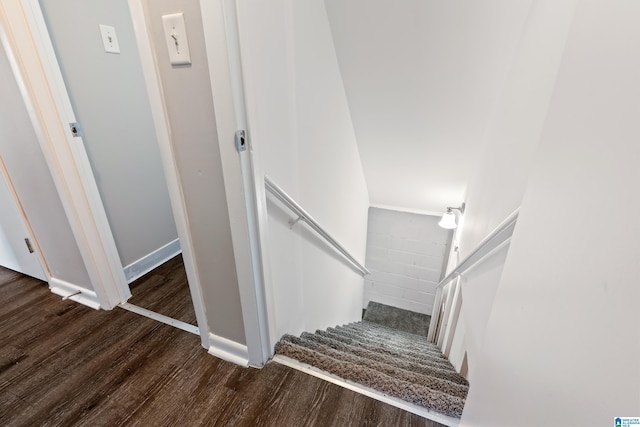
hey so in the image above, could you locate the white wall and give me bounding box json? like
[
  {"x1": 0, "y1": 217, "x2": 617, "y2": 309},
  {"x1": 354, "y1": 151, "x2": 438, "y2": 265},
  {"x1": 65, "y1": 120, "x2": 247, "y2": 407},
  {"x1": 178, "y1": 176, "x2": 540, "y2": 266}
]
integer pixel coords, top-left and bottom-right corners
[
  {"x1": 0, "y1": 41, "x2": 92, "y2": 289},
  {"x1": 39, "y1": 0, "x2": 178, "y2": 268},
  {"x1": 457, "y1": 244, "x2": 508, "y2": 380},
  {"x1": 452, "y1": 0, "x2": 577, "y2": 384},
  {"x1": 364, "y1": 207, "x2": 450, "y2": 315},
  {"x1": 143, "y1": 0, "x2": 245, "y2": 345},
  {"x1": 458, "y1": 0, "x2": 577, "y2": 259},
  {"x1": 325, "y1": 0, "x2": 533, "y2": 213},
  {"x1": 237, "y1": 0, "x2": 369, "y2": 344},
  {"x1": 461, "y1": 2, "x2": 640, "y2": 425}
]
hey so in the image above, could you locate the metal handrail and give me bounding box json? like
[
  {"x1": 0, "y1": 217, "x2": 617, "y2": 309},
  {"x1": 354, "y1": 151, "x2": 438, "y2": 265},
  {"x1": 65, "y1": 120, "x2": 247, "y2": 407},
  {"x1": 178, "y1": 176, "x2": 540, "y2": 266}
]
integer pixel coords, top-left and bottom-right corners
[
  {"x1": 438, "y1": 208, "x2": 520, "y2": 289},
  {"x1": 264, "y1": 175, "x2": 370, "y2": 276}
]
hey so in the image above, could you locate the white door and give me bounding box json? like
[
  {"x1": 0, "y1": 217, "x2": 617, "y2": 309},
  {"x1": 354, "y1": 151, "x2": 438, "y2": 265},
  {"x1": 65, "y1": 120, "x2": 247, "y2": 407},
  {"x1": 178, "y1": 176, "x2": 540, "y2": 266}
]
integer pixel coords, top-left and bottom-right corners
[{"x1": 0, "y1": 166, "x2": 46, "y2": 281}]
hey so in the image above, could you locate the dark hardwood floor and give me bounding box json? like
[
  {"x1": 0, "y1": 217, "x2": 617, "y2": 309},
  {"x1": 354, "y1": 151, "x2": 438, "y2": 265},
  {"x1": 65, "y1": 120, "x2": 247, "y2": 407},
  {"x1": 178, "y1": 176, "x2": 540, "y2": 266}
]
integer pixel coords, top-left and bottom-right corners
[
  {"x1": 0, "y1": 264, "x2": 443, "y2": 427},
  {"x1": 127, "y1": 255, "x2": 197, "y2": 325}
]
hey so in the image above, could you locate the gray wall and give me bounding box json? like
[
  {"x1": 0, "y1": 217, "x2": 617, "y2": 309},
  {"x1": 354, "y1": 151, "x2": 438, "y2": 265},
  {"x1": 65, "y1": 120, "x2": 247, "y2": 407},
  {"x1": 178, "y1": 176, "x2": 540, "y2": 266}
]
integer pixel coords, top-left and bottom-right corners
[
  {"x1": 0, "y1": 42, "x2": 92, "y2": 289},
  {"x1": 364, "y1": 208, "x2": 451, "y2": 314},
  {"x1": 39, "y1": 0, "x2": 178, "y2": 268},
  {"x1": 143, "y1": 0, "x2": 245, "y2": 344}
]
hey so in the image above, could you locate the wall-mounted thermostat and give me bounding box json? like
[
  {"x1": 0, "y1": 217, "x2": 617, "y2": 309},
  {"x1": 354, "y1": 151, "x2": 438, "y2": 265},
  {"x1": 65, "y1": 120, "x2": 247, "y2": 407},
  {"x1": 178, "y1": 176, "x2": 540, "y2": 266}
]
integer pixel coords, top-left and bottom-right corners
[{"x1": 162, "y1": 13, "x2": 191, "y2": 65}]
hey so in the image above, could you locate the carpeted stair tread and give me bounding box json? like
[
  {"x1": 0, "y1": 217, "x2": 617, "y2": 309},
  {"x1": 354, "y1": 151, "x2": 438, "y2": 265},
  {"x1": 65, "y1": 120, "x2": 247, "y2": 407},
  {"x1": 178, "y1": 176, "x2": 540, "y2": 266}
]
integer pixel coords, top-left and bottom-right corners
[
  {"x1": 342, "y1": 321, "x2": 440, "y2": 350},
  {"x1": 317, "y1": 328, "x2": 451, "y2": 368},
  {"x1": 354, "y1": 320, "x2": 436, "y2": 342},
  {"x1": 275, "y1": 340, "x2": 465, "y2": 418},
  {"x1": 278, "y1": 334, "x2": 468, "y2": 398},
  {"x1": 282, "y1": 333, "x2": 469, "y2": 386},
  {"x1": 363, "y1": 301, "x2": 431, "y2": 336},
  {"x1": 315, "y1": 329, "x2": 453, "y2": 369},
  {"x1": 275, "y1": 320, "x2": 469, "y2": 418},
  {"x1": 333, "y1": 324, "x2": 445, "y2": 357},
  {"x1": 294, "y1": 331, "x2": 467, "y2": 386}
]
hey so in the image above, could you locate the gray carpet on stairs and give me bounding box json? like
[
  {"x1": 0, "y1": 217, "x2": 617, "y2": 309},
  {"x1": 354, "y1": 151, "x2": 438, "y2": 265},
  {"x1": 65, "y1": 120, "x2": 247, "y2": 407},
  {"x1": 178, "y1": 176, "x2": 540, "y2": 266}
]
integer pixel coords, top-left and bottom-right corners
[
  {"x1": 363, "y1": 301, "x2": 431, "y2": 336},
  {"x1": 275, "y1": 320, "x2": 468, "y2": 418}
]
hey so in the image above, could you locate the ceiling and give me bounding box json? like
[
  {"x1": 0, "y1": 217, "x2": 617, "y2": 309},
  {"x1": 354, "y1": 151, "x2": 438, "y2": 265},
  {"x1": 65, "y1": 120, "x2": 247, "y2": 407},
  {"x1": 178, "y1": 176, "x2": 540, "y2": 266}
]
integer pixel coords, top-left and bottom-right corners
[{"x1": 324, "y1": 0, "x2": 532, "y2": 214}]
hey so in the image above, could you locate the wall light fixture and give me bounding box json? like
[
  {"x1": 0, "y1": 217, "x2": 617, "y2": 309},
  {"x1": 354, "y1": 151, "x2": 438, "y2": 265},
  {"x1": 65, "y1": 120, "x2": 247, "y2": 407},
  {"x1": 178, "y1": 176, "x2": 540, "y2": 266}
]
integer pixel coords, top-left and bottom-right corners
[{"x1": 438, "y1": 203, "x2": 466, "y2": 229}]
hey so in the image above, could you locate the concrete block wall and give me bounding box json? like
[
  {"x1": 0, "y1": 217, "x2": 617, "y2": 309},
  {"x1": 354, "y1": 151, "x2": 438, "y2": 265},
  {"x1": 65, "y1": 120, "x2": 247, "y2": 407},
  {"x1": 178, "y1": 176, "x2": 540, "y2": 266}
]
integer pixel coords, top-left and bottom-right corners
[{"x1": 364, "y1": 207, "x2": 452, "y2": 314}]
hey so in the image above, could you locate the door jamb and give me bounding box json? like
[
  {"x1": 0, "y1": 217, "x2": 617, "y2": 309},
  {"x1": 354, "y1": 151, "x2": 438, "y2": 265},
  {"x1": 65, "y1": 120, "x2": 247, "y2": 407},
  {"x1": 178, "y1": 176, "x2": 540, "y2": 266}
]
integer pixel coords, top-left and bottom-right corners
[
  {"x1": 0, "y1": 0, "x2": 129, "y2": 309},
  {"x1": 199, "y1": 0, "x2": 274, "y2": 366}
]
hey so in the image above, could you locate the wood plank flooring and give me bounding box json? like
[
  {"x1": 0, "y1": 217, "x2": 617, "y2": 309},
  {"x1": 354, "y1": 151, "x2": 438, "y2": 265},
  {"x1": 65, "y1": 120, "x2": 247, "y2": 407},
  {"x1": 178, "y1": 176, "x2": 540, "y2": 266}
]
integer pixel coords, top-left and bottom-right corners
[
  {"x1": 127, "y1": 255, "x2": 197, "y2": 325},
  {"x1": 0, "y1": 264, "x2": 444, "y2": 426}
]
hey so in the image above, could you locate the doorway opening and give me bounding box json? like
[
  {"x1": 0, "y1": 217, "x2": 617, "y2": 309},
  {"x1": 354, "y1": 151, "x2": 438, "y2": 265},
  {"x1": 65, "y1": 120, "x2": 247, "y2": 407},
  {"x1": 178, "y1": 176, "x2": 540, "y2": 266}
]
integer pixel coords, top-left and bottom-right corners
[{"x1": 35, "y1": 0, "x2": 199, "y2": 334}]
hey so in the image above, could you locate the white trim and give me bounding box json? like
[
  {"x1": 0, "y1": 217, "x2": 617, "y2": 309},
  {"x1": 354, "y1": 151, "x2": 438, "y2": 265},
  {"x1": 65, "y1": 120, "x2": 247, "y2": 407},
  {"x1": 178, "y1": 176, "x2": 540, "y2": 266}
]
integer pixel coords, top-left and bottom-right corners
[
  {"x1": 427, "y1": 287, "x2": 444, "y2": 342},
  {"x1": 119, "y1": 302, "x2": 199, "y2": 335},
  {"x1": 442, "y1": 279, "x2": 463, "y2": 357},
  {"x1": 0, "y1": 0, "x2": 130, "y2": 309},
  {"x1": 49, "y1": 278, "x2": 101, "y2": 310},
  {"x1": 200, "y1": 0, "x2": 272, "y2": 366},
  {"x1": 123, "y1": 239, "x2": 181, "y2": 283},
  {"x1": 128, "y1": 0, "x2": 210, "y2": 350},
  {"x1": 208, "y1": 332, "x2": 250, "y2": 367},
  {"x1": 370, "y1": 203, "x2": 444, "y2": 218},
  {"x1": 429, "y1": 209, "x2": 519, "y2": 342},
  {"x1": 438, "y1": 209, "x2": 519, "y2": 289},
  {"x1": 436, "y1": 282, "x2": 456, "y2": 348},
  {"x1": 272, "y1": 355, "x2": 460, "y2": 427}
]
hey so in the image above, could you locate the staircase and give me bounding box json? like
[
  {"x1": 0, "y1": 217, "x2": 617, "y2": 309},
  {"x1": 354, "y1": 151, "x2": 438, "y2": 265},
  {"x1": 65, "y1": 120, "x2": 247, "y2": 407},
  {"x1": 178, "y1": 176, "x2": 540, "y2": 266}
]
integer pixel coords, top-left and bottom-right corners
[{"x1": 274, "y1": 303, "x2": 468, "y2": 421}]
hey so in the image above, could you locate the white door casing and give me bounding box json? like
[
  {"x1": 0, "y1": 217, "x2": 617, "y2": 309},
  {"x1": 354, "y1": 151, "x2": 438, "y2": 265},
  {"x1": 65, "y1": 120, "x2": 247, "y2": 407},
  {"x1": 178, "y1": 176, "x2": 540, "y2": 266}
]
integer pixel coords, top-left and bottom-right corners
[{"x1": 0, "y1": 0, "x2": 129, "y2": 308}]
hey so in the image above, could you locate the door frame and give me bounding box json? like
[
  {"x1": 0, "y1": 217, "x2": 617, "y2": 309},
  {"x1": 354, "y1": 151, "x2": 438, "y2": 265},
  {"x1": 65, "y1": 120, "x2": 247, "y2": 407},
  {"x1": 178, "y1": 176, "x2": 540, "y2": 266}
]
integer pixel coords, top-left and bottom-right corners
[
  {"x1": 2, "y1": 0, "x2": 272, "y2": 366},
  {"x1": 0, "y1": 0, "x2": 129, "y2": 309},
  {"x1": 198, "y1": 0, "x2": 273, "y2": 365},
  {"x1": 127, "y1": 0, "x2": 272, "y2": 365}
]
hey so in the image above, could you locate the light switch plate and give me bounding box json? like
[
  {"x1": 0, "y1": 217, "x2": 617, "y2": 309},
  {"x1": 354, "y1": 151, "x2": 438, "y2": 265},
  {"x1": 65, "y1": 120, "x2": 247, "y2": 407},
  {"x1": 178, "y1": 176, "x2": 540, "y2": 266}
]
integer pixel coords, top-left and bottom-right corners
[
  {"x1": 99, "y1": 24, "x2": 120, "y2": 54},
  {"x1": 162, "y1": 13, "x2": 191, "y2": 65}
]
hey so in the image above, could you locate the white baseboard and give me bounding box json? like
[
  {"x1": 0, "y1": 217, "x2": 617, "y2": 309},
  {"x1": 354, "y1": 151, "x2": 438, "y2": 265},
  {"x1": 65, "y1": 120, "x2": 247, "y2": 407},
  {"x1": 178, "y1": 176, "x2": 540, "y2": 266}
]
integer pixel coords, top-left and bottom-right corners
[
  {"x1": 49, "y1": 277, "x2": 101, "y2": 310},
  {"x1": 208, "y1": 332, "x2": 250, "y2": 367},
  {"x1": 119, "y1": 302, "x2": 199, "y2": 335},
  {"x1": 123, "y1": 238, "x2": 181, "y2": 283},
  {"x1": 272, "y1": 355, "x2": 460, "y2": 427}
]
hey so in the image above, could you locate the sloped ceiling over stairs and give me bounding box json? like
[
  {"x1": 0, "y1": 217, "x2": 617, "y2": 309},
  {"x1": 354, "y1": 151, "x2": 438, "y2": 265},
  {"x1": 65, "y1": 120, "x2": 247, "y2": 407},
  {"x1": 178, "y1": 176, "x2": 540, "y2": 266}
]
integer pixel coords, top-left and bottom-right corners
[{"x1": 325, "y1": 0, "x2": 533, "y2": 213}]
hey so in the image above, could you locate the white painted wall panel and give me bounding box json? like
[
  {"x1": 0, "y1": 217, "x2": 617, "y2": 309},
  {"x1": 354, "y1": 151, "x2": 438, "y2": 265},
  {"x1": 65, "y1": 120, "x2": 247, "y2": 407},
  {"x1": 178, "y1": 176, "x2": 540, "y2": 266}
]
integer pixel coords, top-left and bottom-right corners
[
  {"x1": 325, "y1": 0, "x2": 533, "y2": 213},
  {"x1": 364, "y1": 208, "x2": 451, "y2": 315},
  {"x1": 458, "y1": 244, "x2": 509, "y2": 381},
  {"x1": 237, "y1": 0, "x2": 369, "y2": 344},
  {"x1": 462, "y1": 2, "x2": 640, "y2": 425},
  {"x1": 458, "y1": 0, "x2": 576, "y2": 261}
]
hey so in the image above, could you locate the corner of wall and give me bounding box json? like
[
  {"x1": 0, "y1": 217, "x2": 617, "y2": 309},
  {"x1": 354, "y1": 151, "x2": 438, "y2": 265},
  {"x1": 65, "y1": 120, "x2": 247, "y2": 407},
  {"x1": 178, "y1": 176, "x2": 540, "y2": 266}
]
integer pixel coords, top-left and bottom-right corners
[{"x1": 208, "y1": 332, "x2": 250, "y2": 367}]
